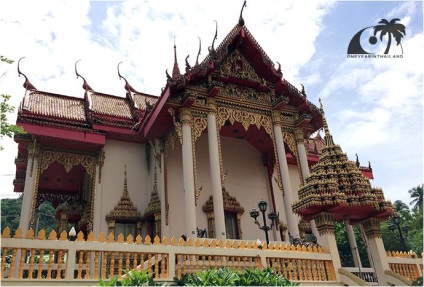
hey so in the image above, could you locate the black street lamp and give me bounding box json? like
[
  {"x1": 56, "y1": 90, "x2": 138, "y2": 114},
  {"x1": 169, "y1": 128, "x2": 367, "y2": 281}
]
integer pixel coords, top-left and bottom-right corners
[
  {"x1": 249, "y1": 199, "x2": 277, "y2": 246},
  {"x1": 388, "y1": 215, "x2": 409, "y2": 252}
]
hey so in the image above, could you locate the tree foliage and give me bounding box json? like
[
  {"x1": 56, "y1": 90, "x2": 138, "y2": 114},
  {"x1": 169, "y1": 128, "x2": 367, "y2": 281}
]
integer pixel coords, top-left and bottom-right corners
[
  {"x1": 1, "y1": 197, "x2": 56, "y2": 234},
  {"x1": 1, "y1": 55, "x2": 25, "y2": 150}
]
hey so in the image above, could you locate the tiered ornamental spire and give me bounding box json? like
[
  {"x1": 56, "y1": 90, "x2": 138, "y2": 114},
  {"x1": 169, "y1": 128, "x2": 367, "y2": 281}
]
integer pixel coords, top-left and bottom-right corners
[{"x1": 292, "y1": 99, "x2": 394, "y2": 224}]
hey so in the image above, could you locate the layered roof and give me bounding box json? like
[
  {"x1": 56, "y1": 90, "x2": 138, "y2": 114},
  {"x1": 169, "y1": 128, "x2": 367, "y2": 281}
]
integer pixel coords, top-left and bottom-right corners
[{"x1": 292, "y1": 100, "x2": 393, "y2": 224}]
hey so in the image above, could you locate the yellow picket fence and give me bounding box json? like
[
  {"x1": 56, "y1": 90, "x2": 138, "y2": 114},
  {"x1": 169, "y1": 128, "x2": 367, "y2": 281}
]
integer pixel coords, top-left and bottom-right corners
[{"x1": 1, "y1": 227, "x2": 337, "y2": 285}]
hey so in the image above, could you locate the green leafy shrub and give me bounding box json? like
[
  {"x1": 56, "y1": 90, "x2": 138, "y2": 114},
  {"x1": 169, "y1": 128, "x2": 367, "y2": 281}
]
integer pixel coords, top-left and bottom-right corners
[
  {"x1": 171, "y1": 267, "x2": 298, "y2": 286},
  {"x1": 98, "y1": 270, "x2": 154, "y2": 286},
  {"x1": 412, "y1": 276, "x2": 423, "y2": 286}
]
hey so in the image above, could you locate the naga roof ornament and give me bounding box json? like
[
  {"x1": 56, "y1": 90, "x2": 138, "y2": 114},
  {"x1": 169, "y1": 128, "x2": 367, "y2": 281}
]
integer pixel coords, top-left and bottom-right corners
[
  {"x1": 75, "y1": 60, "x2": 94, "y2": 92},
  {"x1": 17, "y1": 57, "x2": 37, "y2": 91},
  {"x1": 238, "y1": 0, "x2": 247, "y2": 26},
  {"x1": 117, "y1": 61, "x2": 140, "y2": 94}
]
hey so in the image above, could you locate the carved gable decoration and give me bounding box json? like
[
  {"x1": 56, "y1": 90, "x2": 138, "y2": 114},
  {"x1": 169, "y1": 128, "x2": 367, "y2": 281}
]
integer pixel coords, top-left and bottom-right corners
[
  {"x1": 217, "y1": 49, "x2": 261, "y2": 83},
  {"x1": 106, "y1": 170, "x2": 142, "y2": 222}
]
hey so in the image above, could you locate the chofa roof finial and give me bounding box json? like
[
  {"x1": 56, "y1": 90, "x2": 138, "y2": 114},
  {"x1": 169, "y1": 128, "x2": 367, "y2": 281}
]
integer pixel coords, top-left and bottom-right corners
[
  {"x1": 17, "y1": 57, "x2": 37, "y2": 91},
  {"x1": 195, "y1": 37, "x2": 202, "y2": 66},
  {"x1": 117, "y1": 61, "x2": 138, "y2": 93},
  {"x1": 238, "y1": 0, "x2": 247, "y2": 26},
  {"x1": 75, "y1": 60, "x2": 94, "y2": 92},
  {"x1": 210, "y1": 20, "x2": 218, "y2": 53}
]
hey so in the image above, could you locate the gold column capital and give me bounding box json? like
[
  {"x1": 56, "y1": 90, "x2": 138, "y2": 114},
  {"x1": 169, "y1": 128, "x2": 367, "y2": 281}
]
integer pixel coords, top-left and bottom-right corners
[
  {"x1": 207, "y1": 98, "x2": 217, "y2": 114},
  {"x1": 314, "y1": 212, "x2": 335, "y2": 236},
  {"x1": 271, "y1": 110, "x2": 282, "y2": 126},
  {"x1": 361, "y1": 218, "x2": 382, "y2": 239},
  {"x1": 294, "y1": 128, "x2": 304, "y2": 143},
  {"x1": 179, "y1": 108, "x2": 193, "y2": 126}
]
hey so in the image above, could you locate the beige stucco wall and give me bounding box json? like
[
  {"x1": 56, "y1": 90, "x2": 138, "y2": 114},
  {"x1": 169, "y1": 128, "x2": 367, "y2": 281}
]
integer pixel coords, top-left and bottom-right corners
[
  {"x1": 96, "y1": 139, "x2": 148, "y2": 236},
  {"x1": 164, "y1": 131, "x2": 304, "y2": 242}
]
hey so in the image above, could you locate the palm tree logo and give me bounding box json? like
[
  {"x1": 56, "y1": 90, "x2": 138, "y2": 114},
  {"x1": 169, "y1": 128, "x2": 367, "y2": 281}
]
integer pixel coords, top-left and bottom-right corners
[{"x1": 348, "y1": 18, "x2": 406, "y2": 55}]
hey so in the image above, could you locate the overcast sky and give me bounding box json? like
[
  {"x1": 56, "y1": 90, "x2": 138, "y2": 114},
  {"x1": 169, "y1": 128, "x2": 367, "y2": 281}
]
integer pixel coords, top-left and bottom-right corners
[{"x1": 0, "y1": 1, "x2": 423, "y2": 208}]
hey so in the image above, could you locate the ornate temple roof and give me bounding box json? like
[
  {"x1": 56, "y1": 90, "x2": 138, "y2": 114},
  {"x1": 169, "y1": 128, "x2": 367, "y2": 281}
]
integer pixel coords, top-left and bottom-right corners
[
  {"x1": 292, "y1": 100, "x2": 393, "y2": 224},
  {"x1": 23, "y1": 91, "x2": 87, "y2": 122}
]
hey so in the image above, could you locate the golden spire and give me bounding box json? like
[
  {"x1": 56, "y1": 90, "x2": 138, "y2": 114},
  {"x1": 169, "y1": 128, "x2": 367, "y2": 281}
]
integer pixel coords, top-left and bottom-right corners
[
  {"x1": 123, "y1": 165, "x2": 129, "y2": 197},
  {"x1": 319, "y1": 98, "x2": 335, "y2": 147},
  {"x1": 172, "y1": 36, "x2": 181, "y2": 78}
]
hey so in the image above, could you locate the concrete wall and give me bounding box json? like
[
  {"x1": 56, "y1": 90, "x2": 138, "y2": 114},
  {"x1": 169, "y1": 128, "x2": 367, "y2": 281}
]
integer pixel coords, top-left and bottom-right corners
[{"x1": 96, "y1": 139, "x2": 148, "y2": 235}]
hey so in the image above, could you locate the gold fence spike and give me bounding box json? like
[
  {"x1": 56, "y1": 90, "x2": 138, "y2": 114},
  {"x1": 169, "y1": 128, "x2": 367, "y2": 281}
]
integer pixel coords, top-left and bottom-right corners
[
  {"x1": 239, "y1": 241, "x2": 245, "y2": 249},
  {"x1": 36, "y1": 229, "x2": 46, "y2": 240},
  {"x1": 162, "y1": 236, "x2": 169, "y2": 245},
  {"x1": 202, "y1": 239, "x2": 209, "y2": 247},
  {"x1": 76, "y1": 231, "x2": 85, "y2": 241},
  {"x1": 252, "y1": 241, "x2": 258, "y2": 250},
  {"x1": 107, "y1": 232, "x2": 115, "y2": 242},
  {"x1": 301, "y1": 245, "x2": 307, "y2": 252},
  {"x1": 25, "y1": 228, "x2": 34, "y2": 239},
  {"x1": 178, "y1": 237, "x2": 185, "y2": 246},
  {"x1": 48, "y1": 230, "x2": 57, "y2": 240},
  {"x1": 14, "y1": 227, "x2": 23, "y2": 238},
  {"x1": 98, "y1": 232, "x2": 105, "y2": 242},
  {"x1": 145, "y1": 235, "x2": 152, "y2": 244},
  {"x1": 224, "y1": 240, "x2": 231, "y2": 248},
  {"x1": 126, "y1": 234, "x2": 134, "y2": 243},
  {"x1": 135, "y1": 234, "x2": 142, "y2": 244},
  {"x1": 246, "y1": 242, "x2": 252, "y2": 249},
  {"x1": 87, "y1": 231, "x2": 95, "y2": 242},
  {"x1": 217, "y1": 239, "x2": 223, "y2": 248},
  {"x1": 170, "y1": 237, "x2": 177, "y2": 246},
  {"x1": 307, "y1": 245, "x2": 312, "y2": 252},
  {"x1": 232, "y1": 240, "x2": 239, "y2": 249},
  {"x1": 1, "y1": 227, "x2": 11, "y2": 238},
  {"x1": 210, "y1": 239, "x2": 217, "y2": 247},
  {"x1": 153, "y1": 235, "x2": 161, "y2": 244},
  {"x1": 117, "y1": 233, "x2": 125, "y2": 243},
  {"x1": 194, "y1": 238, "x2": 201, "y2": 247},
  {"x1": 186, "y1": 237, "x2": 193, "y2": 246},
  {"x1": 59, "y1": 230, "x2": 68, "y2": 240}
]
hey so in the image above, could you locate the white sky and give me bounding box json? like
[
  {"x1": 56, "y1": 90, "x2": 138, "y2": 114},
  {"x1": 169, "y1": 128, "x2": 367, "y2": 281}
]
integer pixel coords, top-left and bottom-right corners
[{"x1": 0, "y1": 1, "x2": 423, "y2": 208}]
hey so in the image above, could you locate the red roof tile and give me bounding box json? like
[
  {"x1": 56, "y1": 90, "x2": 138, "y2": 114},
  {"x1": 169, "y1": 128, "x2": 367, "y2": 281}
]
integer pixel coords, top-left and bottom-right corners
[
  {"x1": 25, "y1": 91, "x2": 86, "y2": 121},
  {"x1": 90, "y1": 93, "x2": 132, "y2": 119}
]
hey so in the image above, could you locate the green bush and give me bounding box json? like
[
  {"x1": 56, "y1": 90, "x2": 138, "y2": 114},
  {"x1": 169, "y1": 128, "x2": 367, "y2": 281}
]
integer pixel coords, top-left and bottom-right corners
[
  {"x1": 172, "y1": 267, "x2": 298, "y2": 286},
  {"x1": 412, "y1": 276, "x2": 423, "y2": 286},
  {"x1": 99, "y1": 270, "x2": 154, "y2": 286},
  {"x1": 100, "y1": 267, "x2": 298, "y2": 286}
]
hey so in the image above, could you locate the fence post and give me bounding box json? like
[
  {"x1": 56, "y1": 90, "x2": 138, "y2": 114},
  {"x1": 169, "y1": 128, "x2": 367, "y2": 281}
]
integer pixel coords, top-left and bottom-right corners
[
  {"x1": 65, "y1": 243, "x2": 77, "y2": 279},
  {"x1": 168, "y1": 252, "x2": 176, "y2": 279}
]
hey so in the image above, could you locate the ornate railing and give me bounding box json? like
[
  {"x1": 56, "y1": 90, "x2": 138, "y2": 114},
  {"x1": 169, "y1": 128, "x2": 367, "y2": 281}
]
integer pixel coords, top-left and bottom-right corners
[
  {"x1": 386, "y1": 250, "x2": 423, "y2": 282},
  {"x1": 1, "y1": 227, "x2": 337, "y2": 285}
]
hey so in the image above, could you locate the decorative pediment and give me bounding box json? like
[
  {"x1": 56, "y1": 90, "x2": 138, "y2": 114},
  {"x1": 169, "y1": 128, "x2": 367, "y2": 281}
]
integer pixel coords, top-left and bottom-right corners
[
  {"x1": 106, "y1": 168, "x2": 142, "y2": 222},
  {"x1": 144, "y1": 171, "x2": 161, "y2": 218},
  {"x1": 216, "y1": 49, "x2": 262, "y2": 83},
  {"x1": 203, "y1": 187, "x2": 244, "y2": 215}
]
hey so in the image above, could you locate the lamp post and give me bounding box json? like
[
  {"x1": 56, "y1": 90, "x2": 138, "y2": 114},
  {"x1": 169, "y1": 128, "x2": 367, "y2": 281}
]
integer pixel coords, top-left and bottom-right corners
[
  {"x1": 388, "y1": 215, "x2": 409, "y2": 252},
  {"x1": 69, "y1": 226, "x2": 77, "y2": 241},
  {"x1": 249, "y1": 199, "x2": 277, "y2": 246}
]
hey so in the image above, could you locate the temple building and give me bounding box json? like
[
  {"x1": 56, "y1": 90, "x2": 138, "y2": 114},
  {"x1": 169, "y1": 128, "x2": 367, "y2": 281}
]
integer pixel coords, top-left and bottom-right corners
[{"x1": 7, "y1": 7, "x2": 411, "y2": 286}]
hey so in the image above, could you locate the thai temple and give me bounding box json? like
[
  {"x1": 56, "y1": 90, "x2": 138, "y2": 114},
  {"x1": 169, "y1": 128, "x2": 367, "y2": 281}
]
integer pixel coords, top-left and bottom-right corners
[{"x1": 1, "y1": 4, "x2": 421, "y2": 286}]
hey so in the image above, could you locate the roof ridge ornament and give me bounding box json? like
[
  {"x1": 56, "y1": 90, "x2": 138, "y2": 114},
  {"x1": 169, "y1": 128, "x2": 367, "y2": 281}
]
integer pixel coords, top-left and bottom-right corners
[
  {"x1": 195, "y1": 37, "x2": 201, "y2": 66},
  {"x1": 172, "y1": 36, "x2": 181, "y2": 78},
  {"x1": 117, "y1": 61, "x2": 139, "y2": 94},
  {"x1": 318, "y1": 98, "x2": 335, "y2": 147},
  {"x1": 75, "y1": 60, "x2": 94, "y2": 92},
  {"x1": 238, "y1": 0, "x2": 247, "y2": 26},
  {"x1": 17, "y1": 57, "x2": 37, "y2": 91},
  {"x1": 209, "y1": 20, "x2": 218, "y2": 54}
]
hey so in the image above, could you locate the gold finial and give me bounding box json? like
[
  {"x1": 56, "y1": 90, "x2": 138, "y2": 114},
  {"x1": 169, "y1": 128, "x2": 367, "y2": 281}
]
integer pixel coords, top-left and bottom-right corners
[
  {"x1": 123, "y1": 165, "x2": 129, "y2": 197},
  {"x1": 318, "y1": 98, "x2": 335, "y2": 146}
]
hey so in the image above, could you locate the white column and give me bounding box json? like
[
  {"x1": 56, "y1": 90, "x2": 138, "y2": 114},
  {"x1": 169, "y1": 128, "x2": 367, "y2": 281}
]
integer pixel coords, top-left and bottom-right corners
[
  {"x1": 159, "y1": 141, "x2": 170, "y2": 238},
  {"x1": 92, "y1": 164, "x2": 102, "y2": 236},
  {"x1": 362, "y1": 218, "x2": 390, "y2": 286},
  {"x1": 345, "y1": 221, "x2": 362, "y2": 268},
  {"x1": 19, "y1": 153, "x2": 38, "y2": 232},
  {"x1": 295, "y1": 128, "x2": 321, "y2": 243},
  {"x1": 272, "y1": 111, "x2": 300, "y2": 238},
  {"x1": 207, "y1": 99, "x2": 226, "y2": 240},
  {"x1": 179, "y1": 108, "x2": 197, "y2": 240}
]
